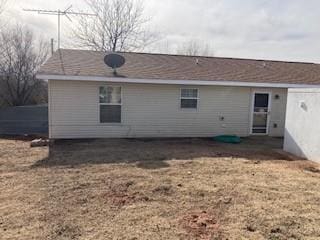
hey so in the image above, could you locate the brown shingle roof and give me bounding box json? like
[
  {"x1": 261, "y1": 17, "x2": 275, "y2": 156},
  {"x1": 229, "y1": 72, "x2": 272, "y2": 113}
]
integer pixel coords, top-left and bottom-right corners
[{"x1": 38, "y1": 49, "x2": 320, "y2": 85}]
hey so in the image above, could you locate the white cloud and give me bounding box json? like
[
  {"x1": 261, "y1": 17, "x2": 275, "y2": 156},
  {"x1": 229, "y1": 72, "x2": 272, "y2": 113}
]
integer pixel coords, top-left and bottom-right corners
[{"x1": 2, "y1": 0, "x2": 320, "y2": 63}]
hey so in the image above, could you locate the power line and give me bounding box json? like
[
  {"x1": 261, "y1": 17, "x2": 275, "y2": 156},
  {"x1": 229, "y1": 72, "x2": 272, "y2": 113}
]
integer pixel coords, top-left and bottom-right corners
[{"x1": 23, "y1": 5, "x2": 96, "y2": 49}]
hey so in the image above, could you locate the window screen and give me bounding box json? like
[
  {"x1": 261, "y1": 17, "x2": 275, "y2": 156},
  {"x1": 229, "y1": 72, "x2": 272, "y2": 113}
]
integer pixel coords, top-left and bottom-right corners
[
  {"x1": 99, "y1": 86, "x2": 121, "y2": 123},
  {"x1": 180, "y1": 88, "x2": 198, "y2": 109},
  {"x1": 181, "y1": 99, "x2": 198, "y2": 108},
  {"x1": 181, "y1": 89, "x2": 198, "y2": 98},
  {"x1": 254, "y1": 93, "x2": 269, "y2": 113},
  {"x1": 100, "y1": 105, "x2": 121, "y2": 123}
]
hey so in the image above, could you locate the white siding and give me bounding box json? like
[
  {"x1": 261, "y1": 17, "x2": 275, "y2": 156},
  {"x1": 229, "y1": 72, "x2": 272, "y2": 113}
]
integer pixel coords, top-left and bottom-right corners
[
  {"x1": 266, "y1": 88, "x2": 288, "y2": 136},
  {"x1": 284, "y1": 88, "x2": 320, "y2": 163},
  {"x1": 49, "y1": 80, "x2": 287, "y2": 139}
]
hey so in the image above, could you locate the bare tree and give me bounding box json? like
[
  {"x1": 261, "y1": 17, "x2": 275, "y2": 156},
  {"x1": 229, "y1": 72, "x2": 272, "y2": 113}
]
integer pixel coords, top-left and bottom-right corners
[
  {"x1": 0, "y1": 25, "x2": 49, "y2": 106},
  {"x1": 176, "y1": 40, "x2": 214, "y2": 57},
  {"x1": 73, "y1": 0, "x2": 156, "y2": 52}
]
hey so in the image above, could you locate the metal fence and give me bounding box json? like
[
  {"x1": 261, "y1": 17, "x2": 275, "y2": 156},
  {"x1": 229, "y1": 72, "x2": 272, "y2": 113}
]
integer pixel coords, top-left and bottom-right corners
[{"x1": 0, "y1": 105, "x2": 48, "y2": 135}]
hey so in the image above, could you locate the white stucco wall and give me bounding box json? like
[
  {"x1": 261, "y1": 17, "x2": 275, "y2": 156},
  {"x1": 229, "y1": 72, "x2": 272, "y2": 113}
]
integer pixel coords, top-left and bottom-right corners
[
  {"x1": 284, "y1": 88, "x2": 320, "y2": 163},
  {"x1": 48, "y1": 80, "x2": 287, "y2": 139}
]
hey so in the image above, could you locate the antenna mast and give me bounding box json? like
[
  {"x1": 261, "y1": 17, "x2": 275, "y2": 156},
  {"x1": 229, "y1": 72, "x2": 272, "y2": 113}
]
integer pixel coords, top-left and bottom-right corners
[{"x1": 23, "y1": 5, "x2": 96, "y2": 49}]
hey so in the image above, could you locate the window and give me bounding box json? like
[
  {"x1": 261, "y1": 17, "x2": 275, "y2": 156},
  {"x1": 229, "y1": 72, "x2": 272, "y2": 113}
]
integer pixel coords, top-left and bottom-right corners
[
  {"x1": 99, "y1": 86, "x2": 121, "y2": 123},
  {"x1": 180, "y1": 88, "x2": 198, "y2": 109}
]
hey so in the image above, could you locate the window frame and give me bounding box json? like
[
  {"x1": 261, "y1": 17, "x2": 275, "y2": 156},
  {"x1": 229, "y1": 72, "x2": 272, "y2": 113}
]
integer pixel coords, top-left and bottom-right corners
[
  {"x1": 180, "y1": 88, "x2": 199, "y2": 110},
  {"x1": 99, "y1": 85, "x2": 123, "y2": 124}
]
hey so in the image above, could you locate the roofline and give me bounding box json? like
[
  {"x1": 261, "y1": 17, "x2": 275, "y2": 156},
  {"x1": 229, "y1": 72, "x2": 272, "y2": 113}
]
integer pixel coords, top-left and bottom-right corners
[
  {"x1": 59, "y1": 48, "x2": 318, "y2": 65},
  {"x1": 36, "y1": 74, "x2": 320, "y2": 89}
]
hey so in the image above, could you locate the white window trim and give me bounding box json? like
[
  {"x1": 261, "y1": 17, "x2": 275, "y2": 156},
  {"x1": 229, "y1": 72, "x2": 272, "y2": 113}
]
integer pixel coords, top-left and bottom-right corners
[
  {"x1": 180, "y1": 88, "x2": 199, "y2": 109},
  {"x1": 99, "y1": 85, "x2": 123, "y2": 124}
]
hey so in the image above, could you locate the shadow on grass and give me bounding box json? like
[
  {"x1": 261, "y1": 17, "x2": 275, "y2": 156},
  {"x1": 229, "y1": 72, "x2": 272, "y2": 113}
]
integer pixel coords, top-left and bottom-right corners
[{"x1": 31, "y1": 137, "x2": 296, "y2": 170}]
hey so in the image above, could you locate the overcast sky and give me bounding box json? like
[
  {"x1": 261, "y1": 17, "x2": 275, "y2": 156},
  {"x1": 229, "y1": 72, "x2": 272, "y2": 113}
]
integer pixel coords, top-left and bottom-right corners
[{"x1": 3, "y1": 0, "x2": 320, "y2": 63}]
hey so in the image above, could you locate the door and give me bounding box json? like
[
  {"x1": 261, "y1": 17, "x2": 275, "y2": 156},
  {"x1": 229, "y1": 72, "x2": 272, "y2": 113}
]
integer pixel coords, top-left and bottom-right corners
[{"x1": 251, "y1": 92, "x2": 271, "y2": 135}]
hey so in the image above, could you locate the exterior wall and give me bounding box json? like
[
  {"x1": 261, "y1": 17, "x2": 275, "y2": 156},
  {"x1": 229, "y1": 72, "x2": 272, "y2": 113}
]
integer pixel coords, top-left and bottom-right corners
[
  {"x1": 284, "y1": 88, "x2": 320, "y2": 163},
  {"x1": 48, "y1": 80, "x2": 287, "y2": 139},
  {"x1": 269, "y1": 88, "x2": 288, "y2": 136}
]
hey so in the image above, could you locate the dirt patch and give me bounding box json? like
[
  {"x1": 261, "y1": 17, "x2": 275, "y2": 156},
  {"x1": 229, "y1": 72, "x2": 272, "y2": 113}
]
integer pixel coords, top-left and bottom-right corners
[
  {"x1": 267, "y1": 217, "x2": 305, "y2": 240},
  {"x1": 104, "y1": 181, "x2": 149, "y2": 207},
  {"x1": 152, "y1": 185, "x2": 173, "y2": 196},
  {"x1": 286, "y1": 160, "x2": 320, "y2": 173},
  {"x1": 180, "y1": 211, "x2": 220, "y2": 239},
  {"x1": 304, "y1": 166, "x2": 320, "y2": 174},
  {"x1": 50, "y1": 224, "x2": 81, "y2": 240}
]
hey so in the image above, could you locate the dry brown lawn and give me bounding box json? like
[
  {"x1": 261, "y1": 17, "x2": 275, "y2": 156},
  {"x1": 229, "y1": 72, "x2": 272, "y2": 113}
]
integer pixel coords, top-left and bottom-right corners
[{"x1": 1, "y1": 137, "x2": 320, "y2": 240}]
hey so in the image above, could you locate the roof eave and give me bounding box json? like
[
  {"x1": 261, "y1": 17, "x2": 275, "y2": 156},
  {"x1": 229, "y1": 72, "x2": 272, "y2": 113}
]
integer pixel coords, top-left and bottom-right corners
[{"x1": 36, "y1": 73, "x2": 320, "y2": 89}]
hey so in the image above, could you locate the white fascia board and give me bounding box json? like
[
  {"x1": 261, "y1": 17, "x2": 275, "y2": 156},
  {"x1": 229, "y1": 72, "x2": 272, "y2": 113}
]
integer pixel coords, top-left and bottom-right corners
[
  {"x1": 36, "y1": 74, "x2": 320, "y2": 89},
  {"x1": 288, "y1": 88, "x2": 320, "y2": 93}
]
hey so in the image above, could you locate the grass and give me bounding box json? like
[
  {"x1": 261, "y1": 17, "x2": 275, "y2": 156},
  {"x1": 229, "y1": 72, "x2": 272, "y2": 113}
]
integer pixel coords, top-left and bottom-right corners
[{"x1": 0, "y1": 137, "x2": 320, "y2": 240}]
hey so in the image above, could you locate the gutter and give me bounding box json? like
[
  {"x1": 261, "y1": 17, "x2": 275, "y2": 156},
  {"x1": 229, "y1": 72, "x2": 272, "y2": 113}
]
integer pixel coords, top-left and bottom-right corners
[{"x1": 36, "y1": 74, "x2": 320, "y2": 89}]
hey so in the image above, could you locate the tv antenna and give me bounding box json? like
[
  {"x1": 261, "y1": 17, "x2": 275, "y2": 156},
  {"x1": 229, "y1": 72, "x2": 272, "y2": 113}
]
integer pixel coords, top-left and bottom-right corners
[{"x1": 23, "y1": 5, "x2": 96, "y2": 49}]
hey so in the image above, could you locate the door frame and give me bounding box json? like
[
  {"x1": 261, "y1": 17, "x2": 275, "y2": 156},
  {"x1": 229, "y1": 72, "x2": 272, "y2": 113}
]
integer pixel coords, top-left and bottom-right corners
[{"x1": 250, "y1": 90, "x2": 272, "y2": 135}]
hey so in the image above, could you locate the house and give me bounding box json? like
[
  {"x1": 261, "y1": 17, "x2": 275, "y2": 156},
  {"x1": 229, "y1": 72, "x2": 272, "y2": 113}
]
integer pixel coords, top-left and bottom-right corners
[
  {"x1": 284, "y1": 88, "x2": 320, "y2": 163},
  {"x1": 37, "y1": 49, "x2": 320, "y2": 139}
]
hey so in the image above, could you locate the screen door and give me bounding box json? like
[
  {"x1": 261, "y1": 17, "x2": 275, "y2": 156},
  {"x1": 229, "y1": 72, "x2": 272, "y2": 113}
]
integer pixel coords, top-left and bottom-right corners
[{"x1": 251, "y1": 93, "x2": 271, "y2": 134}]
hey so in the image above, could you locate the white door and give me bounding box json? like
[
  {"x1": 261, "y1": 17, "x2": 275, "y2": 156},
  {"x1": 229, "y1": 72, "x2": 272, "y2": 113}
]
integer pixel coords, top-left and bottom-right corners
[{"x1": 251, "y1": 92, "x2": 271, "y2": 135}]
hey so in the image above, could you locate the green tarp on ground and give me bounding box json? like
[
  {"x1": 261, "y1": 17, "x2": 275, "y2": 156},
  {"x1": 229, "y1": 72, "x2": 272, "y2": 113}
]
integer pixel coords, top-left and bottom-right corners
[{"x1": 213, "y1": 135, "x2": 241, "y2": 144}]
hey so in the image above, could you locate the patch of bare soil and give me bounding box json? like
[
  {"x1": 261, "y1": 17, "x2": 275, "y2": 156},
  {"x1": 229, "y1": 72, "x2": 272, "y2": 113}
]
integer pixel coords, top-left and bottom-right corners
[
  {"x1": 50, "y1": 224, "x2": 81, "y2": 240},
  {"x1": 286, "y1": 160, "x2": 320, "y2": 173},
  {"x1": 180, "y1": 211, "x2": 220, "y2": 240},
  {"x1": 304, "y1": 166, "x2": 320, "y2": 173},
  {"x1": 152, "y1": 184, "x2": 174, "y2": 195},
  {"x1": 104, "y1": 181, "x2": 150, "y2": 207}
]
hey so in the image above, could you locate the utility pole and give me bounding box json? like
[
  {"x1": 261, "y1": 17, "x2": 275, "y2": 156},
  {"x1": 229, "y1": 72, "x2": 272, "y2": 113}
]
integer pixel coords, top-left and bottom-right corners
[{"x1": 23, "y1": 5, "x2": 95, "y2": 49}]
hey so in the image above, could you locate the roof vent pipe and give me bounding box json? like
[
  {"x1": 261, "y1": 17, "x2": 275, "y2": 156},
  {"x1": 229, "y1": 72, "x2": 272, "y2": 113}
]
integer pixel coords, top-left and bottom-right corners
[{"x1": 262, "y1": 62, "x2": 267, "y2": 68}]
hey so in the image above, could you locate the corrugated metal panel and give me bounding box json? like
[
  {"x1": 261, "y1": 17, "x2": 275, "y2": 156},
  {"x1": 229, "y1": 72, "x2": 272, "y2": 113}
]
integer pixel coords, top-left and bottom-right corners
[{"x1": 0, "y1": 105, "x2": 48, "y2": 135}]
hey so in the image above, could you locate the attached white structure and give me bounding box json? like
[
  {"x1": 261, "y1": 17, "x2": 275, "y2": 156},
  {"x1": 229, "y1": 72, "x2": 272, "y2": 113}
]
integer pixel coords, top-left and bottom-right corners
[
  {"x1": 284, "y1": 88, "x2": 320, "y2": 163},
  {"x1": 37, "y1": 49, "x2": 320, "y2": 139}
]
